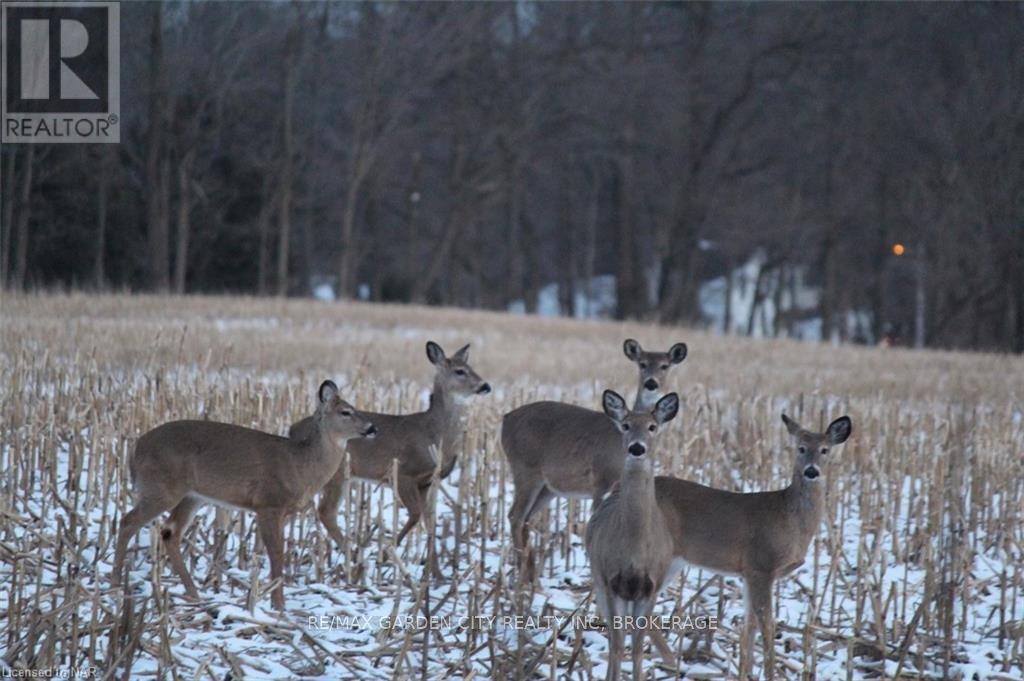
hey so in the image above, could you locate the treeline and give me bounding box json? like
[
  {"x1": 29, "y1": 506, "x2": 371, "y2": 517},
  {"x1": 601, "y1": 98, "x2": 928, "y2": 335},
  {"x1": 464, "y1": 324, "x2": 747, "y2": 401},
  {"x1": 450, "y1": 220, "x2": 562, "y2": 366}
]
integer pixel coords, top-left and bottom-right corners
[{"x1": 1, "y1": 2, "x2": 1021, "y2": 352}]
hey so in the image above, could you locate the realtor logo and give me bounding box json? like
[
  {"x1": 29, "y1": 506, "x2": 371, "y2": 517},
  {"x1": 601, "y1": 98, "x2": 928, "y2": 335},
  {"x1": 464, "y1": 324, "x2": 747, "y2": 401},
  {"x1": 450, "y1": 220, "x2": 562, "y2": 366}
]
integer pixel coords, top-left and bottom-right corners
[{"x1": 2, "y1": 1, "x2": 120, "y2": 143}]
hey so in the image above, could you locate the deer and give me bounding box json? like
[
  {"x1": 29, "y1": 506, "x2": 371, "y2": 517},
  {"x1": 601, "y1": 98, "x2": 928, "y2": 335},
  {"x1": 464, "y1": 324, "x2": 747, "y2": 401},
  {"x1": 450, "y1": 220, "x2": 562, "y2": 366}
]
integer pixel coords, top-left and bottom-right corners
[
  {"x1": 653, "y1": 412, "x2": 853, "y2": 679},
  {"x1": 586, "y1": 389, "x2": 680, "y2": 681},
  {"x1": 290, "y1": 341, "x2": 490, "y2": 574},
  {"x1": 111, "y1": 380, "x2": 377, "y2": 610},
  {"x1": 502, "y1": 339, "x2": 687, "y2": 581}
]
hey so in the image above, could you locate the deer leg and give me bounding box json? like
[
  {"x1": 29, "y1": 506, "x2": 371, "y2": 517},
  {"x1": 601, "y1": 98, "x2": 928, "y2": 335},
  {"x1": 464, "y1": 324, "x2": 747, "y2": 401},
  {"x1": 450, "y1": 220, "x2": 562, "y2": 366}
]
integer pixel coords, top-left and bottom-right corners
[
  {"x1": 592, "y1": 581, "x2": 611, "y2": 625},
  {"x1": 739, "y1": 580, "x2": 757, "y2": 680},
  {"x1": 508, "y1": 480, "x2": 541, "y2": 569},
  {"x1": 395, "y1": 476, "x2": 423, "y2": 546},
  {"x1": 631, "y1": 596, "x2": 675, "y2": 674},
  {"x1": 418, "y1": 481, "x2": 445, "y2": 582},
  {"x1": 112, "y1": 493, "x2": 180, "y2": 587},
  {"x1": 629, "y1": 600, "x2": 649, "y2": 680},
  {"x1": 747, "y1": 572, "x2": 776, "y2": 681},
  {"x1": 316, "y1": 466, "x2": 347, "y2": 550},
  {"x1": 257, "y1": 509, "x2": 287, "y2": 610},
  {"x1": 520, "y1": 485, "x2": 553, "y2": 584},
  {"x1": 607, "y1": 594, "x2": 626, "y2": 681},
  {"x1": 160, "y1": 496, "x2": 203, "y2": 599}
]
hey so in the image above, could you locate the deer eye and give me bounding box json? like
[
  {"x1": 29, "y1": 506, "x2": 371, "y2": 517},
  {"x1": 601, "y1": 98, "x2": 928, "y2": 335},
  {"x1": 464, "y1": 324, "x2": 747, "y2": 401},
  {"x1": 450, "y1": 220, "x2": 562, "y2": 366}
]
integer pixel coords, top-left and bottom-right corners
[
  {"x1": 621, "y1": 423, "x2": 631, "y2": 432},
  {"x1": 798, "y1": 446, "x2": 807, "y2": 454},
  {"x1": 660, "y1": 364, "x2": 669, "y2": 370},
  {"x1": 340, "y1": 410, "x2": 353, "y2": 417},
  {"x1": 648, "y1": 424, "x2": 657, "y2": 432},
  {"x1": 820, "y1": 447, "x2": 828, "y2": 455},
  {"x1": 454, "y1": 369, "x2": 467, "y2": 376},
  {"x1": 639, "y1": 362, "x2": 648, "y2": 369}
]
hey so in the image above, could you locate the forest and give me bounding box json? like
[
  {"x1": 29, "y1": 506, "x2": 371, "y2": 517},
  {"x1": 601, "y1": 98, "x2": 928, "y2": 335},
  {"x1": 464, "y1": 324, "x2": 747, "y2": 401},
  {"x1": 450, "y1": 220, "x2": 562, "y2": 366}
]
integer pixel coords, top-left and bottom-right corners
[{"x1": 1, "y1": 2, "x2": 1022, "y2": 352}]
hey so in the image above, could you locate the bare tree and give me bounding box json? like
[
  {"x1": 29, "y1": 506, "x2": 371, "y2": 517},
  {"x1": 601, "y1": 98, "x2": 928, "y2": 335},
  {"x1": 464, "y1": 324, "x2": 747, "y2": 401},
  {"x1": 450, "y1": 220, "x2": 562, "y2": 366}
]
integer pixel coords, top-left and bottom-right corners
[
  {"x1": 6, "y1": 2, "x2": 1022, "y2": 352},
  {"x1": 144, "y1": 4, "x2": 171, "y2": 292},
  {"x1": 276, "y1": 20, "x2": 303, "y2": 296}
]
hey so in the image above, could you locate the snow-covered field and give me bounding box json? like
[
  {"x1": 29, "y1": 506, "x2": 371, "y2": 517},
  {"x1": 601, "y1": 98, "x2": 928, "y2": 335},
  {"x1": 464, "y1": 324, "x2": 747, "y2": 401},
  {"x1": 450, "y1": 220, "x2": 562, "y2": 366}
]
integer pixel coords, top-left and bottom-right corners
[{"x1": 2, "y1": 294, "x2": 1022, "y2": 679}]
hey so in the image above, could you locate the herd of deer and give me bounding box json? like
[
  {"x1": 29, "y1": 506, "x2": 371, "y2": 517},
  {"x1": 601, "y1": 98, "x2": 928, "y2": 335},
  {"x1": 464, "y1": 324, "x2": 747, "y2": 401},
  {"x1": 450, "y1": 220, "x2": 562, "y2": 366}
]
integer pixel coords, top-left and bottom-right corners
[{"x1": 110, "y1": 339, "x2": 852, "y2": 679}]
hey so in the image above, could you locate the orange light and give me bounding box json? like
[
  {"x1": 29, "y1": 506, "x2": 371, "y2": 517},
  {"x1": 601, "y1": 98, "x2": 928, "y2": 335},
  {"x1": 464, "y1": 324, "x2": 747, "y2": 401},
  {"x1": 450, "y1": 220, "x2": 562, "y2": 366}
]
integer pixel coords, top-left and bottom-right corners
[{"x1": 892, "y1": 243, "x2": 906, "y2": 256}]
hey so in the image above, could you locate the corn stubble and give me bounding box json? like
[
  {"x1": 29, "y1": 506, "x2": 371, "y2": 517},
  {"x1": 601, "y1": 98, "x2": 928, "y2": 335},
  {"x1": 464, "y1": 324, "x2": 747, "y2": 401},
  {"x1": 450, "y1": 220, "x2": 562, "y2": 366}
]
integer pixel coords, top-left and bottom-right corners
[{"x1": 1, "y1": 293, "x2": 1021, "y2": 679}]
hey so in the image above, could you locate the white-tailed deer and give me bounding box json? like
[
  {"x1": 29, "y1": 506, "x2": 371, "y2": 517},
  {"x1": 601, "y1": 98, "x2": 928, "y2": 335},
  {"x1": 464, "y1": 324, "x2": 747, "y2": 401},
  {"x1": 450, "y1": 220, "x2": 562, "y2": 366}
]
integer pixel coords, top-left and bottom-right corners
[
  {"x1": 503, "y1": 339, "x2": 687, "y2": 580},
  {"x1": 654, "y1": 413, "x2": 853, "y2": 679},
  {"x1": 291, "y1": 341, "x2": 490, "y2": 569},
  {"x1": 586, "y1": 390, "x2": 680, "y2": 681},
  {"x1": 111, "y1": 380, "x2": 376, "y2": 610}
]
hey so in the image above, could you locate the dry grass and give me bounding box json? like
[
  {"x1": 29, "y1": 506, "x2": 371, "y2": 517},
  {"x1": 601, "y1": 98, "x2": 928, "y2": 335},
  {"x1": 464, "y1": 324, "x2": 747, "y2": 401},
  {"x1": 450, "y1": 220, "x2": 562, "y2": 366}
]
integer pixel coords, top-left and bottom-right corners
[{"x1": 1, "y1": 292, "x2": 1022, "y2": 679}]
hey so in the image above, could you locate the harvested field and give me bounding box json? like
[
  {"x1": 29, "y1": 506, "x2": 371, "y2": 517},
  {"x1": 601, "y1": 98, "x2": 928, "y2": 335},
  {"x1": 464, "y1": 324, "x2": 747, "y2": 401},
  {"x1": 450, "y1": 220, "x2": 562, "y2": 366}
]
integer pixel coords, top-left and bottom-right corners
[{"x1": 1, "y1": 293, "x2": 1022, "y2": 679}]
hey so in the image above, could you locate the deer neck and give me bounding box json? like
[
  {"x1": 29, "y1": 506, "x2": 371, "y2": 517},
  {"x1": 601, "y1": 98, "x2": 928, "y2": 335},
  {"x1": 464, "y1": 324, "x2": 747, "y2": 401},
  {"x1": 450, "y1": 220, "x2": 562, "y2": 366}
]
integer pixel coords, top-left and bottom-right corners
[
  {"x1": 787, "y1": 471, "x2": 826, "y2": 539},
  {"x1": 426, "y1": 378, "x2": 468, "y2": 470},
  {"x1": 300, "y1": 415, "x2": 346, "y2": 483},
  {"x1": 617, "y1": 458, "x2": 660, "y2": 533},
  {"x1": 632, "y1": 387, "x2": 658, "y2": 412}
]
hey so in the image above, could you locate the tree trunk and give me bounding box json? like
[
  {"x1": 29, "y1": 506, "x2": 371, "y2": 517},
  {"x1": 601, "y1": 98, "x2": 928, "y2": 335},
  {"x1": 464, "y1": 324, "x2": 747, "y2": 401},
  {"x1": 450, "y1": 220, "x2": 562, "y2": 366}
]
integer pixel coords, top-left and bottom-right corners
[
  {"x1": 300, "y1": 210, "x2": 314, "y2": 297},
  {"x1": 277, "y1": 23, "x2": 301, "y2": 298},
  {"x1": 583, "y1": 165, "x2": 598, "y2": 317},
  {"x1": 615, "y1": 120, "x2": 644, "y2": 320},
  {"x1": 417, "y1": 139, "x2": 466, "y2": 301},
  {"x1": 12, "y1": 145, "x2": 35, "y2": 291},
  {"x1": 275, "y1": 147, "x2": 292, "y2": 297},
  {"x1": 256, "y1": 173, "x2": 276, "y2": 296},
  {"x1": 338, "y1": 163, "x2": 363, "y2": 298},
  {"x1": 173, "y1": 149, "x2": 195, "y2": 294},
  {"x1": 521, "y1": 211, "x2": 540, "y2": 314},
  {"x1": 771, "y1": 267, "x2": 784, "y2": 337},
  {"x1": 657, "y1": 7, "x2": 710, "y2": 323},
  {"x1": 723, "y1": 254, "x2": 733, "y2": 334},
  {"x1": 94, "y1": 148, "x2": 110, "y2": 290},
  {"x1": 338, "y1": 112, "x2": 373, "y2": 298},
  {"x1": 338, "y1": 51, "x2": 378, "y2": 300},
  {"x1": 746, "y1": 262, "x2": 767, "y2": 336},
  {"x1": 364, "y1": 182, "x2": 382, "y2": 301},
  {"x1": 657, "y1": 183, "x2": 704, "y2": 322},
  {"x1": 820, "y1": 229, "x2": 838, "y2": 343},
  {"x1": 559, "y1": 156, "x2": 576, "y2": 317},
  {"x1": 868, "y1": 172, "x2": 889, "y2": 344},
  {"x1": 615, "y1": 8, "x2": 646, "y2": 320},
  {"x1": 505, "y1": 162, "x2": 525, "y2": 308},
  {"x1": 404, "y1": 151, "x2": 423, "y2": 298},
  {"x1": 1, "y1": 149, "x2": 17, "y2": 287},
  {"x1": 914, "y1": 244, "x2": 927, "y2": 349},
  {"x1": 1015, "y1": 222, "x2": 1024, "y2": 354},
  {"x1": 145, "y1": 5, "x2": 170, "y2": 292}
]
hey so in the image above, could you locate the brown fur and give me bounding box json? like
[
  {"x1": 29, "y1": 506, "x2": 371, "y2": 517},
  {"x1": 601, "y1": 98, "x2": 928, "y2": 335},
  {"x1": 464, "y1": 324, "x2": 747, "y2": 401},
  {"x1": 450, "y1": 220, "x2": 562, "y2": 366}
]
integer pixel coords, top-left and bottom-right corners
[
  {"x1": 503, "y1": 339, "x2": 686, "y2": 581},
  {"x1": 654, "y1": 413, "x2": 852, "y2": 679},
  {"x1": 291, "y1": 341, "x2": 489, "y2": 574},
  {"x1": 111, "y1": 381, "x2": 375, "y2": 610},
  {"x1": 585, "y1": 390, "x2": 679, "y2": 681}
]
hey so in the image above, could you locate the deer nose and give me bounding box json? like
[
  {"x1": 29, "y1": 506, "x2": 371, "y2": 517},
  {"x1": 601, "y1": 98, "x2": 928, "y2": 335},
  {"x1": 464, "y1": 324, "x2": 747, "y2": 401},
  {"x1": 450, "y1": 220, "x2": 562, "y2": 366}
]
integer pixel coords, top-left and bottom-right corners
[
  {"x1": 643, "y1": 379, "x2": 658, "y2": 391},
  {"x1": 476, "y1": 383, "x2": 492, "y2": 395},
  {"x1": 363, "y1": 425, "x2": 377, "y2": 438},
  {"x1": 628, "y1": 442, "x2": 646, "y2": 457},
  {"x1": 803, "y1": 465, "x2": 820, "y2": 480}
]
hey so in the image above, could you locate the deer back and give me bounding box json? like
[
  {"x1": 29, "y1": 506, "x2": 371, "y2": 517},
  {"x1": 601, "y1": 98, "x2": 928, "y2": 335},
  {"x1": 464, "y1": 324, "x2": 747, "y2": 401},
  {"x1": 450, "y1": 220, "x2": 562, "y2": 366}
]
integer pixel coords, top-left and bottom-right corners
[{"x1": 503, "y1": 401, "x2": 624, "y2": 496}]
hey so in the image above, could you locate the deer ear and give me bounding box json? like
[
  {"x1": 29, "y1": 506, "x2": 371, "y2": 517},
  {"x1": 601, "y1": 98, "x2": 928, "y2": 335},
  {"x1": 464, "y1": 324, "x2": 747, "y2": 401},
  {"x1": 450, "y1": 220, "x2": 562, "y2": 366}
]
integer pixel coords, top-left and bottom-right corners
[
  {"x1": 452, "y1": 344, "x2": 470, "y2": 362},
  {"x1": 318, "y1": 380, "x2": 339, "y2": 404},
  {"x1": 826, "y1": 416, "x2": 852, "y2": 445},
  {"x1": 781, "y1": 413, "x2": 800, "y2": 435},
  {"x1": 425, "y1": 341, "x2": 445, "y2": 365},
  {"x1": 669, "y1": 343, "x2": 688, "y2": 364},
  {"x1": 654, "y1": 392, "x2": 680, "y2": 424},
  {"x1": 602, "y1": 390, "x2": 629, "y2": 423},
  {"x1": 623, "y1": 339, "x2": 642, "y2": 362}
]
